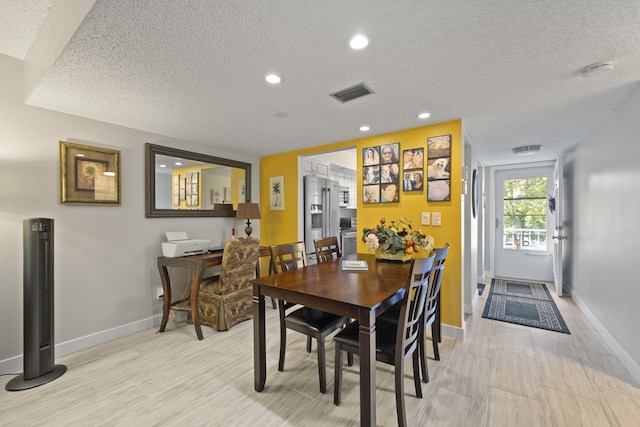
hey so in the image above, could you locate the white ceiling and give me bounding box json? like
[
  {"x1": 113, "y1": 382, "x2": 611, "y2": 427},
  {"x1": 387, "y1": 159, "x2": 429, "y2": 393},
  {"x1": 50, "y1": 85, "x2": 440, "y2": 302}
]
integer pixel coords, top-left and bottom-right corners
[{"x1": 3, "y1": 0, "x2": 639, "y2": 166}]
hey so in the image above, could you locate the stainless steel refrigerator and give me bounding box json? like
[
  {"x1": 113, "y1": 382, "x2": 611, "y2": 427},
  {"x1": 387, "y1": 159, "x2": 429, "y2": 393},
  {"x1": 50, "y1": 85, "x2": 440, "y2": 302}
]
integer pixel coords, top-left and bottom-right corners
[{"x1": 304, "y1": 176, "x2": 340, "y2": 255}]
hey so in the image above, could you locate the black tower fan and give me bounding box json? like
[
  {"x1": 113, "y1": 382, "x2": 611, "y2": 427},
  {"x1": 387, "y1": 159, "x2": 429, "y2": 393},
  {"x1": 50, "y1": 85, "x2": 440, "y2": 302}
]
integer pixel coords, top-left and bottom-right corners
[{"x1": 6, "y1": 218, "x2": 66, "y2": 391}]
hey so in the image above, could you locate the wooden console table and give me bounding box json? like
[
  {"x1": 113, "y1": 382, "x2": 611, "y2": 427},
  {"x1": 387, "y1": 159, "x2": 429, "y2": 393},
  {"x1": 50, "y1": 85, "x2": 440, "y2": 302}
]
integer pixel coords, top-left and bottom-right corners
[
  {"x1": 157, "y1": 246, "x2": 270, "y2": 340},
  {"x1": 157, "y1": 251, "x2": 224, "y2": 340}
]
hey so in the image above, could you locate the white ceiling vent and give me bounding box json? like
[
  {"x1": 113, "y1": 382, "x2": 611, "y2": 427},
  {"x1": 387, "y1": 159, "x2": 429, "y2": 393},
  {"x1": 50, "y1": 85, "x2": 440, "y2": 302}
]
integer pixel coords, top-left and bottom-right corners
[
  {"x1": 330, "y1": 82, "x2": 374, "y2": 103},
  {"x1": 512, "y1": 145, "x2": 542, "y2": 155},
  {"x1": 581, "y1": 61, "x2": 613, "y2": 78}
]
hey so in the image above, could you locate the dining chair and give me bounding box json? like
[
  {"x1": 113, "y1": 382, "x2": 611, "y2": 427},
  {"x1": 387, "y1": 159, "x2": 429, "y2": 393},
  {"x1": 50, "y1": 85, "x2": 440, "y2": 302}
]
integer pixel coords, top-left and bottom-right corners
[
  {"x1": 197, "y1": 236, "x2": 260, "y2": 331},
  {"x1": 432, "y1": 243, "x2": 450, "y2": 345},
  {"x1": 270, "y1": 241, "x2": 349, "y2": 394},
  {"x1": 418, "y1": 250, "x2": 447, "y2": 383},
  {"x1": 314, "y1": 236, "x2": 341, "y2": 263},
  {"x1": 377, "y1": 244, "x2": 450, "y2": 383},
  {"x1": 333, "y1": 254, "x2": 435, "y2": 427}
]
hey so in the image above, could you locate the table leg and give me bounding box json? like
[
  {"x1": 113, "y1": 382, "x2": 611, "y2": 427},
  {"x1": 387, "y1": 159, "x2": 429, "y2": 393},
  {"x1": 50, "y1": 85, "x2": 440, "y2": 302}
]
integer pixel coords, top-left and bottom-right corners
[
  {"x1": 157, "y1": 264, "x2": 171, "y2": 333},
  {"x1": 253, "y1": 286, "x2": 266, "y2": 391},
  {"x1": 359, "y1": 309, "x2": 376, "y2": 427},
  {"x1": 190, "y1": 264, "x2": 205, "y2": 341}
]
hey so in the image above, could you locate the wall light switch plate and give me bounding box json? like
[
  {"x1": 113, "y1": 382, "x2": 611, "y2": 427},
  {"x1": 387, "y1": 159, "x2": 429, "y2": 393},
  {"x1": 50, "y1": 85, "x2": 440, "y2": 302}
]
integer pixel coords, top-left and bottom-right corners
[
  {"x1": 432, "y1": 212, "x2": 441, "y2": 226},
  {"x1": 421, "y1": 212, "x2": 430, "y2": 225}
]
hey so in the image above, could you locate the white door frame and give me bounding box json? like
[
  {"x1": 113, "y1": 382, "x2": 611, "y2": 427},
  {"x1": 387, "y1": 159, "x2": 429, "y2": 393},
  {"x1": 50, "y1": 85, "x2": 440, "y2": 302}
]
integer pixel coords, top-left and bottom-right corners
[{"x1": 489, "y1": 161, "x2": 555, "y2": 280}]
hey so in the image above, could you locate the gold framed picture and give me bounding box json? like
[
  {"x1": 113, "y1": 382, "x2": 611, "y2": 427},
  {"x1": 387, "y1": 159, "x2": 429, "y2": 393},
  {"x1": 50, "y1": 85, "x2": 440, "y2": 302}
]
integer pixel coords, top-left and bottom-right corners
[{"x1": 59, "y1": 141, "x2": 121, "y2": 205}]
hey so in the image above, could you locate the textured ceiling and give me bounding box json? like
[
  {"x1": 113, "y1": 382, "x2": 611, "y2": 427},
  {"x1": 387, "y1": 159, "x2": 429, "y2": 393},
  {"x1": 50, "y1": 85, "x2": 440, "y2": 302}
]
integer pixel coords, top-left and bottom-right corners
[{"x1": 3, "y1": 0, "x2": 640, "y2": 165}]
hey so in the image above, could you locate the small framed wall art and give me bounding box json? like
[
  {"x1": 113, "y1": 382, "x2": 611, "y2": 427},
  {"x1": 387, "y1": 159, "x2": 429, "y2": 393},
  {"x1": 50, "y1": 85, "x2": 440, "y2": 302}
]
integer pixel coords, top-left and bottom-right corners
[
  {"x1": 427, "y1": 134, "x2": 451, "y2": 201},
  {"x1": 270, "y1": 176, "x2": 285, "y2": 210},
  {"x1": 59, "y1": 141, "x2": 121, "y2": 205}
]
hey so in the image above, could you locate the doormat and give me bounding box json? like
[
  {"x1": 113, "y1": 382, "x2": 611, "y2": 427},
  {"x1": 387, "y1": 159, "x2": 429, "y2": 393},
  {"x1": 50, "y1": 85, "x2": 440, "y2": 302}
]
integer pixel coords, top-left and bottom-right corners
[
  {"x1": 489, "y1": 278, "x2": 553, "y2": 302},
  {"x1": 482, "y1": 279, "x2": 570, "y2": 334},
  {"x1": 477, "y1": 283, "x2": 486, "y2": 296}
]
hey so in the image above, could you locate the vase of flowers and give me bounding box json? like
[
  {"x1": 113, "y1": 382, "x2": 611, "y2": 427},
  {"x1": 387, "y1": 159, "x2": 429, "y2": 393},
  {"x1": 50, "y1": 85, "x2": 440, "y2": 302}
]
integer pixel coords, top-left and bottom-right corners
[{"x1": 362, "y1": 217, "x2": 435, "y2": 262}]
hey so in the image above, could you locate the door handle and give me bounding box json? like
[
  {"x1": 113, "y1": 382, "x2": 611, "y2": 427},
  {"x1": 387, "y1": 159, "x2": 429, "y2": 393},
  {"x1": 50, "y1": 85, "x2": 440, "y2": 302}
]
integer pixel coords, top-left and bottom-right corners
[{"x1": 552, "y1": 235, "x2": 568, "y2": 241}]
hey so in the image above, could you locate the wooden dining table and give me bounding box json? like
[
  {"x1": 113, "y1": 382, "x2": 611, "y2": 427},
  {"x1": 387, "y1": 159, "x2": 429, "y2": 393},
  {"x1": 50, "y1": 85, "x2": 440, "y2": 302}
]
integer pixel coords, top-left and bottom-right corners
[{"x1": 251, "y1": 253, "x2": 413, "y2": 427}]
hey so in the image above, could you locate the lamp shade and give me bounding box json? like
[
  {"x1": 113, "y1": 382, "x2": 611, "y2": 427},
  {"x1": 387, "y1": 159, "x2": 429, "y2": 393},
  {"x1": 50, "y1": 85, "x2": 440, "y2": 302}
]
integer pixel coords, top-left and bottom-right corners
[{"x1": 236, "y1": 203, "x2": 261, "y2": 220}]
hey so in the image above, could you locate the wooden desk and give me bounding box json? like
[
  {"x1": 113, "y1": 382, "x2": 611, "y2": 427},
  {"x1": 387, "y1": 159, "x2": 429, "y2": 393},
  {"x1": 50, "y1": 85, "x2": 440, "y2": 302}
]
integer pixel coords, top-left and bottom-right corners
[
  {"x1": 157, "y1": 251, "x2": 224, "y2": 340},
  {"x1": 251, "y1": 253, "x2": 412, "y2": 427},
  {"x1": 158, "y1": 246, "x2": 271, "y2": 340}
]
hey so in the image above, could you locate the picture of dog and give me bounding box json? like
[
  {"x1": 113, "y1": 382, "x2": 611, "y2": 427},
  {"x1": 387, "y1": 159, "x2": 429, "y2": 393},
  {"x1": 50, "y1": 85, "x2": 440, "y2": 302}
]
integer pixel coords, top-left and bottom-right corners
[{"x1": 427, "y1": 158, "x2": 449, "y2": 179}]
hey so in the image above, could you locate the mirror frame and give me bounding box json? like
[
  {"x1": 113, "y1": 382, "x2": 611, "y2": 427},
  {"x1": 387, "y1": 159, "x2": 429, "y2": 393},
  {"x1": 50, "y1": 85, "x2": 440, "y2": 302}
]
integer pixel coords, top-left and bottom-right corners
[{"x1": 145, "y1": 143, "x2": 251, "y2": 218}]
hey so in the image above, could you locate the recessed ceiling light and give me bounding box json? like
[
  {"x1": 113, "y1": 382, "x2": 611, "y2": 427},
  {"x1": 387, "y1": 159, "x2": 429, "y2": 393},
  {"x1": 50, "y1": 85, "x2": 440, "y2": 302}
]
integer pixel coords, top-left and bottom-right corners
[
  {"x1": 360, "y1": 125, "x2": 370, "y2": 132},
  {"x1": 349, "y1": 34, "x2": 369, "y2": 50},
  {"x1": 159, "y1": 164, "x2": 166, "y2": 168},
  {"x1": 418, "y1": 112, "x2": 431, "y2": 119},
  {"x1": 512, "y1": 145, "x2": 542, "y2": 155},
  {"x1": 265, "y1": 74, "x2": 282, "y2": 84},
  {"x1": 175, "y1": 162, "x2": 182, "y2": 166}
]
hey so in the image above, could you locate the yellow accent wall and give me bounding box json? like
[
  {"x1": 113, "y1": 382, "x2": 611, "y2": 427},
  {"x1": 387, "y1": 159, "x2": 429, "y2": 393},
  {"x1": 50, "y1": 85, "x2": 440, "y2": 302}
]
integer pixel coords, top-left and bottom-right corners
[{"x1": 260, "y1": 120, "x2": 463, "y2": 329}]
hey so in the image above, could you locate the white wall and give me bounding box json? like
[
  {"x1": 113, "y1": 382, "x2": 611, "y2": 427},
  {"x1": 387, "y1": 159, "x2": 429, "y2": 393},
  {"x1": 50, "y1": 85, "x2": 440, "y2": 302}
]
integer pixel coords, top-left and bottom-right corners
[
  {"x1": 462, "y1": 132, "x2": 479, "y2": 315},
  {"x1": 568, "y1": 83, "x2": 640, "y2": 382},
  {"x1": 0, "y1": 54, "x2": 260, "y2": 373}
]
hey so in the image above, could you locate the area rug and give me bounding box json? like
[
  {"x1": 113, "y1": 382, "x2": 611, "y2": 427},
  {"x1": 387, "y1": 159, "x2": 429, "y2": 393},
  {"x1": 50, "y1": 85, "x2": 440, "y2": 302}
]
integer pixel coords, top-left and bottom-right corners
[
  {"x1": 489, "y1": 278, "x2": 553, "y2": 301},
  {"x1": 482, "y1": 278, "x2": 570, "y2": 334},
  {"x1": 477, "y1": 283, "x2": 486, "y2": 296}
]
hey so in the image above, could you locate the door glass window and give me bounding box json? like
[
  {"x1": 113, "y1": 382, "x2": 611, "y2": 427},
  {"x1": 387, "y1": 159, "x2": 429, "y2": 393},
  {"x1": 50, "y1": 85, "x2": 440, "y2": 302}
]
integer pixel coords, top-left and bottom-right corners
[{"x1": 503, "y1": 177, "x2": 547, "y2": 251}]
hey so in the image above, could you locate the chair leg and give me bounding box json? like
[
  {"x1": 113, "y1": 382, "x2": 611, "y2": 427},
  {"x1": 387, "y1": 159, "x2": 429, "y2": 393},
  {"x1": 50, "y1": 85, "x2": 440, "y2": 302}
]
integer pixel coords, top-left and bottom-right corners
[
  {"x1": 412, "y1": 351, "x2": 423, "y2": 398},
  {"x1": 347, "y1": 352, "x2": 354, "y2": 366},
  {"x1": 317, "y1": 337, "x2": 327, "y2": 393},
  {"x1": 307, "y1": 336, "x2": 313, "y2": 353},
  {"x1": 435, "y1": 299, "x2": 442, "y2": 343},
  {"x1": 395, "y1": 361, "x2": 407, "y2": 427},
  {"x1": 334, "y1": 344, "x2": 343, "y2": 405},
  {"x1": 418, "y1": 321, "x2": 428, "y2": 383},
  {"x1": 278, "y1": 324, "x2": 287, "y2": 372},
  {"x1": 431, "y1": 322, "x2": 440, "y2": 361}
]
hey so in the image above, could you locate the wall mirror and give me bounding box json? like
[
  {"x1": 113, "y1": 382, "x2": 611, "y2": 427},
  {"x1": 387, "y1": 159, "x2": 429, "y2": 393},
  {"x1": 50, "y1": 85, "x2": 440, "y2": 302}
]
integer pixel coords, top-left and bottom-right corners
[{"x1": 145, "y1": 143, "x2": 251, "y2": 218}]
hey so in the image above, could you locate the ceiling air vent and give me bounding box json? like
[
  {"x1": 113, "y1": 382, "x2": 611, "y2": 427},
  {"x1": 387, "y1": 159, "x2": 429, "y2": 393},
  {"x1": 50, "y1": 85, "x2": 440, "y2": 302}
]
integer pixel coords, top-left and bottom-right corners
[{"x1": 330, "y1": 82, "x2": 374, "y2": 103}]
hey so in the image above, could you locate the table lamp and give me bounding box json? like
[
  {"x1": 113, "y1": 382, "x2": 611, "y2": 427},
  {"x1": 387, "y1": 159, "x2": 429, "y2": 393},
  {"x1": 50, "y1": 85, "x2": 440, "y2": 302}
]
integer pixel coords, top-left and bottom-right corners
[{"x1": 236, "y1": 203, "x2": 261, "y2": 236}]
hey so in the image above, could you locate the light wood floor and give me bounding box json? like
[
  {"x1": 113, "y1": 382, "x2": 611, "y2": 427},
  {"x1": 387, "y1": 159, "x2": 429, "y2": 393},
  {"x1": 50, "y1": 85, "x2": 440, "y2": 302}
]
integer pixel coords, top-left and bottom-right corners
[{"x1": 2, "y1": 281, "x2": 639, "y2": 426}]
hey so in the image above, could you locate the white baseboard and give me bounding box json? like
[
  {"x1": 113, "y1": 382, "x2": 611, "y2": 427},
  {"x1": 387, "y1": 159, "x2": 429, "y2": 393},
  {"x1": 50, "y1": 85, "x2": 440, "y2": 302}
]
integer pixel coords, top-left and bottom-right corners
[
  {"x1": 0, "y1": 314, "x2": 162, "y2": 375},
  {"x1": 571, "y1": 289, "x2": 640, "y2": 386},
  {"x1": 442, "y1": 323, "x2": 465, "y2": 340},
  {"x1": 466, "y1": 290, "x2": 480, "y2": 314}
]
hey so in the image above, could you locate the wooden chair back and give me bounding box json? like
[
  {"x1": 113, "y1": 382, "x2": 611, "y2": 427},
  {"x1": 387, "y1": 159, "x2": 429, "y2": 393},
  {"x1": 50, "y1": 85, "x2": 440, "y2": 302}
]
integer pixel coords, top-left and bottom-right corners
[
  {"x1": 314, "y1": 236, "x2": 341, "y2": 263},
  {"x1": 397, "y1": 254, "x2": 435, "y2": 361},
  {"x1": 269, "y1": 241, "x2": 307, "y2": 274}
]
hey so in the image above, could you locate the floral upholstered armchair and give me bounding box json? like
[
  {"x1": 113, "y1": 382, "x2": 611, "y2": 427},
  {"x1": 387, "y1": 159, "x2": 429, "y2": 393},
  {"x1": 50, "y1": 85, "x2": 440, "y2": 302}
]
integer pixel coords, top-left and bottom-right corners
[{"x1": 198, "y1": 236, "x2": 260, "y2": 331}]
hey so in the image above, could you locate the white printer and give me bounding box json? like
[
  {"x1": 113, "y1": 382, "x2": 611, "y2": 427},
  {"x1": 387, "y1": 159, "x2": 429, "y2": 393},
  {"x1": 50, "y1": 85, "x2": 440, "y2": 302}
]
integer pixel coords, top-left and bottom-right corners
[{"x1": 161, "y1": 231, "x2": 211, "y2": 257}]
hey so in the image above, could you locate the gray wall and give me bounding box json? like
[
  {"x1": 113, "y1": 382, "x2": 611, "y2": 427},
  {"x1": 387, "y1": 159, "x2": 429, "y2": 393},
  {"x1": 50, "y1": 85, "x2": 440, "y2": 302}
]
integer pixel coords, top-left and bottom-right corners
[
  {"x1": 567, "y1": 83, "x2": 640, "y2": 382},
  {"x1": 0, "y1": 54, "x2": 260, "y2": 373}
]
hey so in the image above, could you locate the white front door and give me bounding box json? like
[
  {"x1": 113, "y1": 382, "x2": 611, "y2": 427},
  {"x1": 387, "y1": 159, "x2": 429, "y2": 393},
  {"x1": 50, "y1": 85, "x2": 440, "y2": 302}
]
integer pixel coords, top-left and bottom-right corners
[{"x1": 493, "y1": 165, "x2": 554, "y2": 282}]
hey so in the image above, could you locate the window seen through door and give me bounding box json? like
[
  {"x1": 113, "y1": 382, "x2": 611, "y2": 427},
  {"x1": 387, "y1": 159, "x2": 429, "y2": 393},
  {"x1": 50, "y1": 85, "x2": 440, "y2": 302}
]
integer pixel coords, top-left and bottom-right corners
[{"x1": 503, "y1": 177, "x2": 547, "y2": 251}]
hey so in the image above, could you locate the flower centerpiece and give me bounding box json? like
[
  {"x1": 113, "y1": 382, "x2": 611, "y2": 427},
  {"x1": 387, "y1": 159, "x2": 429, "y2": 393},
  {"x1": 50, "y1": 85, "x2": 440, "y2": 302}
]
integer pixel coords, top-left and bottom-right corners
[{"x1": 362, "y1": 217, "x2": 435, "y2": 262}]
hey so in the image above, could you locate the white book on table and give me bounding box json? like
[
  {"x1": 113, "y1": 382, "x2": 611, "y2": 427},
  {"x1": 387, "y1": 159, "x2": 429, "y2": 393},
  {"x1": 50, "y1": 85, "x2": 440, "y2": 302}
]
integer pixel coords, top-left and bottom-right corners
[{"x1": 341, "y1": 259, "x2": 369, "y2": 271}]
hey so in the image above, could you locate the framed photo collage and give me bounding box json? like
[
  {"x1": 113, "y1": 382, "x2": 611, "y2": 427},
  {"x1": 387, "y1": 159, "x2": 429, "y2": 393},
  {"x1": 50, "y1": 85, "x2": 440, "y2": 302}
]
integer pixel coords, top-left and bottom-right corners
[{"x1": 362, "y1": 135, "x2": 451, "y2": 204}]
